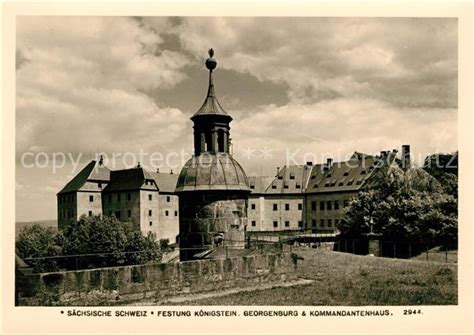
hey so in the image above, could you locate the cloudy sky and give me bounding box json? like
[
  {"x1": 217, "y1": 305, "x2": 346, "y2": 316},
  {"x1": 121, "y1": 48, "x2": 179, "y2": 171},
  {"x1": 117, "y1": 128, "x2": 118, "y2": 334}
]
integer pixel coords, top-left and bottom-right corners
[{"x1": 16, "y1": 17, "x2": 457, "y2": 221}]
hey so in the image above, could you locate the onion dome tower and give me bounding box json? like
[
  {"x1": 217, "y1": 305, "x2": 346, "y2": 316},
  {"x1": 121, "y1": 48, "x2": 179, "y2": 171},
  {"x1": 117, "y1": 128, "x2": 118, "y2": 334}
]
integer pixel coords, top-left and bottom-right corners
[{"x1": 176, "y1": 49, "x2": 250, "y2": 261}]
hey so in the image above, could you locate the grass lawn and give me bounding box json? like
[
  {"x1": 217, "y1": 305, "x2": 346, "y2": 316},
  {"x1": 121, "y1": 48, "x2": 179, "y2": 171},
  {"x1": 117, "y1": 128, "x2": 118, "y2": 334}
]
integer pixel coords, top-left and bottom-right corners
[{"x1": 174, "y1": 248, "x2": 457, "y2": 306}]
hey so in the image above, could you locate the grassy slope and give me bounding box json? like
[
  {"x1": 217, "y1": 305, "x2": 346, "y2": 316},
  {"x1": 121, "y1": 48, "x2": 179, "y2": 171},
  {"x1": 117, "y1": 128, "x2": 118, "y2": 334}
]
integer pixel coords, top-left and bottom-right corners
[{"x1": 178, "y1": 248, "x2": 457, "y2": 306}]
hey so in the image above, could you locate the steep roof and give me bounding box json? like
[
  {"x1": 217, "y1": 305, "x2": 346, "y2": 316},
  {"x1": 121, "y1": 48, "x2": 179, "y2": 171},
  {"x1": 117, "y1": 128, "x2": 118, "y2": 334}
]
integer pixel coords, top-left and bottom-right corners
[
  {"x1": 103, "y1": 167, "x2": 158, "y2": 192},
  {"x1": 147, "y1": 171, "x2": 178, "y2": 193},
  {"x1": 306, "y1": 152, "x2": 397, "y2": 194},
  {"x1": 265, "y1": 165, "x2": 313, "y2": 194},
  {"x1": 58, "y1": 160, "x2": 110, "y2": 194},
  {"x1": 191, "y1": 61, "x2": 231, "y2": 120},
  {"x1": 248, "y1": 176, "x2": 274, "y2": 194}
]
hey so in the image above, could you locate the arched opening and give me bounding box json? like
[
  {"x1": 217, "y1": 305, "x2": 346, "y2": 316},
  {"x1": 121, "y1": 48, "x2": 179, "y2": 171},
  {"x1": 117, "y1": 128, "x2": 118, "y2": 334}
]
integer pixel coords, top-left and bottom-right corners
[
  {"x1": 205, "y1": 132, "x2": 212, "y2": 152},
  {"x1": 217, "y1": 129, "x2": 225, "y2": 152}
]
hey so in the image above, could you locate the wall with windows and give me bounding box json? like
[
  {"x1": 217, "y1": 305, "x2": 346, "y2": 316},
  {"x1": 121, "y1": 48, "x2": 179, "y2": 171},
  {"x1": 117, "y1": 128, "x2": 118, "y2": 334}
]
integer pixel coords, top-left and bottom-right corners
[
  {"x1": 247, "y1": 195, "x2": 304, "y2": 231},
  {"x1": 57, "y1": 192, "x2": 77, "y2": 229},
  {"x1": 157, "y1": 193, "x2": 179, "y2": 244},
  {"x1": 102, "y1": 190, "x2": 142, "y2": 230},
  {"x1": 305, "y1": 191, "x2": 358, "y2": 233}
]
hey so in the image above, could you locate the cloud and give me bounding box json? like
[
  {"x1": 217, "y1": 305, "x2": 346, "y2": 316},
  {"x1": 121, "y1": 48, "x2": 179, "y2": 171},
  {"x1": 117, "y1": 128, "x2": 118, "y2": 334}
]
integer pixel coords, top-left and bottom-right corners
[
  {"x1": 16, "y1": 16, "x2": 191, "y2": 159},
  {"x1": 171, "y1": 17, "x2": 457, "y2": 108}
]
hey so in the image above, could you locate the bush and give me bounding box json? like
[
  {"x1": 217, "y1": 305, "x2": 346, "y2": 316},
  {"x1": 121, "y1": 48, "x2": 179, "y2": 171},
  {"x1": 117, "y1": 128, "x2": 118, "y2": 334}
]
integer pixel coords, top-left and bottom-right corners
[
  {"x1": 16, "y1": 224, "x2": 63, "y2": 272},
  {"x1": 16, "y1": 216, "x2": 162, "y2": 272}
]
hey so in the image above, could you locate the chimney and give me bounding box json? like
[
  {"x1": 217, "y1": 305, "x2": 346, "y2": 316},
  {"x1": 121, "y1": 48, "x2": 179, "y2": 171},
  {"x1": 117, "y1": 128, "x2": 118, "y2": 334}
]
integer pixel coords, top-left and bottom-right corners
[
  {"x1": 170, "y1": 169, "x2": 174, "y2": 174},
  {"x1": 99, "y1": 155, "x2": 103, "y2": 166},
  {"x1": 276, "y1": 167, "x2": 280, "y2": 175},
  {"x1": 137, "y1": 161, "x2": 141, "y2": 168},
  {"x1": 326, "y1": 158, "x2": 333, "y2": 168},
  {"x1": 156, "y1": 168, "x2": 160, "y2": 173},
  {"x1": 402, "y1": 145, "x2": 411, "y2": 170}
]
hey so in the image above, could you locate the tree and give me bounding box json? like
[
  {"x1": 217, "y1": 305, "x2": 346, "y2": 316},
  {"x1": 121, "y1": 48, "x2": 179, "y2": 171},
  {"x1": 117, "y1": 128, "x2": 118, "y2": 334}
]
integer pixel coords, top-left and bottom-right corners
[
  {"x1": 62, "y1": 215, "x2": 162, "y2": 269},
  {"x1": 16, "y1": 216, "x2": 162, "y2": 272},
  {"x1": 338, "y1": 164, "x2": 458, "y2": 251},
  {"x1": 15, "y1": 224, "x2": 64, "y2": 272}
]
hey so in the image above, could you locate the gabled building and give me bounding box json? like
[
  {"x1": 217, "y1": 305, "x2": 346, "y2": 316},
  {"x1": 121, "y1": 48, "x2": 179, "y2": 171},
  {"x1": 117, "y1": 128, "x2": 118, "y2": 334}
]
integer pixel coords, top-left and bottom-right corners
[
  {"x1": 57, "y1": 157, "x2": 110, "y2": 229},
  {"x1": 57, "y1": 160, "x2": 179, "y2": 243}
]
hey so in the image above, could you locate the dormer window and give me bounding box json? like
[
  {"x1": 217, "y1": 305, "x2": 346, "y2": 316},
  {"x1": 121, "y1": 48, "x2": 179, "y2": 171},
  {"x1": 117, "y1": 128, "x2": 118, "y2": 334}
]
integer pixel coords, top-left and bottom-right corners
[
  {"x1": 326, "y1": 174, "x2": 332, "y2": 178},
  {"x1": 271, "y1": 184, "x2": 277, "y2": 189},
  {"x1": 277, "y1": 175, "x2": 283, "y2": 180},
  {"x1": 361, "y1": 170, "x2": 367, "y2": 175},
  {"x1": 289, "y1": 173, "x2": 295, "y2": 180},
  {"x1": 284, "y1": 184, "x2": 289, "y2": 189},
  {"x1": 343, "y1": 172, "x2": 349, "y2": 176},
  {"x1": 296, "y1": 184, "x2": 301, "y2": 189},
  {"x1": 250, "y1": 185, "x2": 255, "y2": 189}
]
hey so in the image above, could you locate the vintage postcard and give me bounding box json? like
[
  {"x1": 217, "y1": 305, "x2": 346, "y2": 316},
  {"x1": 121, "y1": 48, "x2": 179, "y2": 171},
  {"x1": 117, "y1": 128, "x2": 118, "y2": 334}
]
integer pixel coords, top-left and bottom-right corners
[{"x1": 2, "y1": 1, "x2": 473, "y2": 334}]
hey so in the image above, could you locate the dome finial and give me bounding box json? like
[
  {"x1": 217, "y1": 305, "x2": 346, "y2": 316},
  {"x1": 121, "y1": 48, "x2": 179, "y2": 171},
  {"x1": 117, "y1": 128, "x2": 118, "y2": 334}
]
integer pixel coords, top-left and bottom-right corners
[{"x1": 205, "y1": 48, "x2": 217, "y2": 72}]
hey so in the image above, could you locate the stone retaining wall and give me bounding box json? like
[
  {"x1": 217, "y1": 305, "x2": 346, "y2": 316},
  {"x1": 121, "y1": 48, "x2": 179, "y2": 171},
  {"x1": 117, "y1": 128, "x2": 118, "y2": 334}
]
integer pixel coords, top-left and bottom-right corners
[{"x1": 17, "y1": 252, "x2": 297, "y2": 306}]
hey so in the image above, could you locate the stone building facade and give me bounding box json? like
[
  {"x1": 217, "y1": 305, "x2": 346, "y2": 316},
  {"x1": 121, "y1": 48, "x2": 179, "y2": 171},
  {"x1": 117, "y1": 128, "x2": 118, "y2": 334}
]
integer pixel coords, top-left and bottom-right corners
[
  {"x1": 175, "y1": 49, "x2": 250, "y2": 261},
  {"x1": 57, "y1": 159, "x2": 179, "y2": 243}
]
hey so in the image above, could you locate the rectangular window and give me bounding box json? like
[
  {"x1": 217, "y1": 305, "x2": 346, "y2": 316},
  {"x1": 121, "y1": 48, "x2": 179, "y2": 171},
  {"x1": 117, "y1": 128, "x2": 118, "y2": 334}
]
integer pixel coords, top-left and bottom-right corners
[
  {"x1": 285, "y1": 221, "x2": 290, "y2": 227},
  {"x1": 250, "y1": 185, "x2": 255, "y2": 189},
  {"x1": 298, "y1": 221, "x2": 303, "y2": 227},
  {"x1": 285, "y1": 204, "x2": 290, "y2": 211},
  {"x1": 148, "y1": 210, "x2": 152, "y2": 216},
  {"x1": 165, "y1": 210, "x2": 169, "y2": 216},
  {"x1": 327, "y1": 201, "x2": 332, "y2": 210},
  {"x1": 271, "y1": 184, "x2": 277, "y2": 189},
  {"x1": 328, "y1": 219, "x2": 332, "y2": 227},
  {"x1": 311, "y1": 201, "x2": 316, "y2": 211},
  {"x1": 149, "y1": 221, "x2": 153, "y2": 226},
  {"x1": 127, "y1": 193, "x2": 131, "y2": 201},
  {"x1": 166, "y1": 196, "x2": 171, "y2": 202},
  {"x1": 334, "y1": 201, "x2": 340, "y2": 210},
  {"x1": 89, "y1": 195, "x2": 93, "y2": 202},
  {"x1": 149, "y1": 194, "x2": 152, "y2": 201},
  {"x1": 88, "y1": 211, "x2": 92, "y2": 216},
  {"x1": 98, "y1": 183, "x2": 102, "y2": 188},
  {"x1": 298, "y1": 203, "x2": 303, "y2": 210},
  {"x1": 273, "y1": 204, "x2": 278, "y2": 211},
  {"x1": 251, "y1": 220, "x2": 256, "y2": 227},
  {"x1": 273, "y1": 221, "x2": 278, "y2": 228},
  {"x1": 174, "y1": 211, "x2": 178, "y2": 217},
  {"x1": 251, "y1": 203, "x2": 256, "y2": 210},
  {"x1": 296, "y1": 184, "x2": 301, "y2": 189},
  {"x1": 320, "y1": 201, "x2": 325, "y2": 210},
  {"x1": 127, "y1": 210, "x2": 131, "y2": 218},
  {"x1": 289, "y1": 174, "x2": 295, "y2": 180},
  {"x1": 284, "y1": 184, "x2": 289, "y2": 189},
  {"x1": 320, "y1": 219, "x2": 325, "y2": 227},
  {"x1": 312, "y1": 219, "x2": 316, "y2": 227}
]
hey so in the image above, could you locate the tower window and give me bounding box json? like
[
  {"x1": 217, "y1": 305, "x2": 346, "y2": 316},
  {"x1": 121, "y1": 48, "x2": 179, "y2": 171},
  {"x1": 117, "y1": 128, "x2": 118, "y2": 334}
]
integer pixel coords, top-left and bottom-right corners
[
  {"x1": 88, "y1": 211, "x2": 92, "y2": 216},
  {"x1": 166, "y1": 196, "x2": 171, "y2": 202},
  {"x1": 165, "y1": 210, "x2": 169, "y2": 216},
  {"x1": 273, "y1": 221, "x2": 278, "y2": 228},
  {"x1": 251, "y1": 220, "x2": 256, "y2": 227},
  {"x1": 285, "y1": 204, "x2": 290, "y2": 211},
  {"x1": 251, "y1": 204, "x2": 256, "y2": 210},
  {"x1": 174, "y1": 211, "x2": 178, "y2": 217},
  {"x1": 148, "y1": 210, "x2": 152, "y2": 216},
  {"x1": 298, "y1": 203, "x2": 303, "y2": 210},
  {"x1": 149, "y1": 194, "x2": 152, "y2": 201},
  {"x1": 149, "y1": 221, "x2": 153, "y2": 226},
  {"x1": 217, "y1": 129, "x2": 225, "y2": 152},
  {"x1": 273, "y1": 204, "x2": 278, "y2": 211}
]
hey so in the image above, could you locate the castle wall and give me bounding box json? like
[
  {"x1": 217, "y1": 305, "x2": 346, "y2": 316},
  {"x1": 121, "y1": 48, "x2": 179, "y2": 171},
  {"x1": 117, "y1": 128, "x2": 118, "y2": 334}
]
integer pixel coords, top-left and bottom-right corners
[
  {"x1": 16, "y1": 252, "x2": 297, "y2": 306},
  {"x1": 178, "y1": 192, "x2": 248, "y2": 261}
]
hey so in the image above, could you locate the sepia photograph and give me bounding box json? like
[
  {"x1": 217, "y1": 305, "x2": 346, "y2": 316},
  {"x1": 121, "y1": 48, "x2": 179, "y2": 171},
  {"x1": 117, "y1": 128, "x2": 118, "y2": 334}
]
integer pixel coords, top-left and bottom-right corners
[
  {"x1": 13, "y1": 15, "x2": 460, "y2": 307},
  {"x1": 2, "y1": 3, "x2": 472, "y2": 333}
]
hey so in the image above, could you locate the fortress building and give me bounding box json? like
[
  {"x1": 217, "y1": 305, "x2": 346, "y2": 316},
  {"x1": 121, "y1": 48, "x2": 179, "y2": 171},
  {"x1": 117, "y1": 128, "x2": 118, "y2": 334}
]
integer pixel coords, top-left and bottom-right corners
[
  {"x1": 57, "y1": 159, "x2": 179, "y2": 244},
  {"x1": 175, "y1": 49, "x2": 250, "y2": 261}
]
